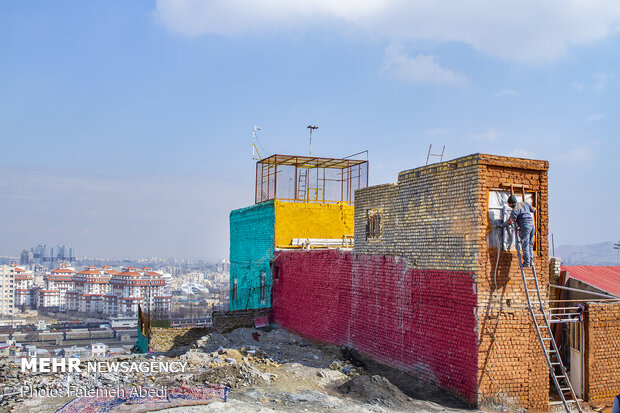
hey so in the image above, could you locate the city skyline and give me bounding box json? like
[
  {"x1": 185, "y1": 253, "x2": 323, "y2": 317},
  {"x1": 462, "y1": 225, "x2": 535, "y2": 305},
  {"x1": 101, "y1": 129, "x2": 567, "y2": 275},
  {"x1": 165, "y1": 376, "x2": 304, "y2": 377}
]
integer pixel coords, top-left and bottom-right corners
[{"x1": 1, "y1": 1, "x2": 619, "y2": 259}]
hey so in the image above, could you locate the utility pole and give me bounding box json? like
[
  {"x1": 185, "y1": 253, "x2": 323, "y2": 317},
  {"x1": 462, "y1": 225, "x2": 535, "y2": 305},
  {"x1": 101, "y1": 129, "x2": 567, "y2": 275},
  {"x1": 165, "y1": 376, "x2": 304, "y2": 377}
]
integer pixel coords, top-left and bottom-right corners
[
  {"x1": 307, "y1": 125, "x2": 318, "y2": 155},
  {"x1": 614, "y1": 241, "x2": 620, "y2": 264}
]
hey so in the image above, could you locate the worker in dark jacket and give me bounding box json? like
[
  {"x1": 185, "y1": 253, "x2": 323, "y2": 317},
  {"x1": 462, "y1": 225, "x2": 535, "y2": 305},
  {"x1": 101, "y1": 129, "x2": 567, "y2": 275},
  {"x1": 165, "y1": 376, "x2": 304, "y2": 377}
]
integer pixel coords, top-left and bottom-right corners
[{"x1": 498, "y1": 195, "x2": 536, "y2": 267}]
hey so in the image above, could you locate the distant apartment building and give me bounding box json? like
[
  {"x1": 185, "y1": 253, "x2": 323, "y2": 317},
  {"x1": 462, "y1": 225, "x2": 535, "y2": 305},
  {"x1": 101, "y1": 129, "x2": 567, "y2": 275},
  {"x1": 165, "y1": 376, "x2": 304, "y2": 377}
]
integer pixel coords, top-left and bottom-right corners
[
  {"x1": 32, "y1": 265, "x2": 170, "y2": 317},
  {"x1": 37, "y1": 267, "x2": 75, "y2": 310},
  {"x1": 104, "y1": 267, "x2": 170, "y2": 317},
  {"x1": 66, "y1": 267, "x2": 111, "y2": 313},
  {"x1": 0, "y1": 265, "x2": 15, "y2": 316},
  {"x1": 13, "y1": 266, "x2": 35, "y2": 307}
]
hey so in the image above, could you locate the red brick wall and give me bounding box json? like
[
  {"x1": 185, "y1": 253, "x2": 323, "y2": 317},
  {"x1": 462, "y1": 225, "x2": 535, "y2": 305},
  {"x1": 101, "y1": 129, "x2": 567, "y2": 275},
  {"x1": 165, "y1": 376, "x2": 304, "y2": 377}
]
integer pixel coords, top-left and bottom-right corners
[{"x1": 272, "y1": 249, "x2": 478, "y2": 404}]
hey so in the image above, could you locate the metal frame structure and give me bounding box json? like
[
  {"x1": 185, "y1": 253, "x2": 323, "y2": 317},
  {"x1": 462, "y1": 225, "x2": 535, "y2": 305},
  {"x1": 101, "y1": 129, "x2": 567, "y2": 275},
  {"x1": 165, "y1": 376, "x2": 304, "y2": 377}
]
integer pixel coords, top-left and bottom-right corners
[{"x1": 255, "y1": 154, "x2": 369, "y2": 205}]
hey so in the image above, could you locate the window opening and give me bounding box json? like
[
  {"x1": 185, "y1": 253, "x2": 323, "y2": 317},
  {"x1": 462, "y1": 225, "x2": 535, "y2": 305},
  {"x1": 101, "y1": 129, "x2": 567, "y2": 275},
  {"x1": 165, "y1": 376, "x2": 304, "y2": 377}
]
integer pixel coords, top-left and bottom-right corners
[{"x1": 366, "y1": 208, "x2": 382, "y2": 239}]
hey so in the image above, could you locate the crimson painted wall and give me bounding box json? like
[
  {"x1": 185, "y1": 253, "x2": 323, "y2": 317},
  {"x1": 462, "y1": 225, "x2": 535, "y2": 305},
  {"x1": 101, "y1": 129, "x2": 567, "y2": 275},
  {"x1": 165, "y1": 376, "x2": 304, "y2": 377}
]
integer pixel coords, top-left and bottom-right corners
[{"x1": 272, "y1": 249, "x2": 478, "y2": 404}]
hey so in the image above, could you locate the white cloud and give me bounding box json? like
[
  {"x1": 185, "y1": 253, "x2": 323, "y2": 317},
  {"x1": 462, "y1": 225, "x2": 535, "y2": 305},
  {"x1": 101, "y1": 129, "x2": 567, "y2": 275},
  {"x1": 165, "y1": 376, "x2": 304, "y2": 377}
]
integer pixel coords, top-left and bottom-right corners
[
  {"x1": 381, "y1": 45, "x2": 467, "y2": 86},
  {"x1": 585, "y1": 113, "x2": 605, "y2": 122},
  {"x1": 469, "y1": 129, "x2": 502, "y2": 142},
  {"x1": 155, "y1": 0, "x2": 620, "y2": 63},
  {"x1": 496, "y1": 89, "x2": 520, "y2": 97},
  {"x1": 572, "y1": 73, "x2": 614, "y2": 92},
  {"x1": 554, "y1": 146, "x2": 595, "y2": 162},
  {"x1": 426, "y1": 129, "x2": 450, "y2": 136},
  {"x1": 592, "y1": 73, "x2": 611, "y2": 91},
  {"x1": 508, "y1": 149, "x2": 535, "y2": 158}
]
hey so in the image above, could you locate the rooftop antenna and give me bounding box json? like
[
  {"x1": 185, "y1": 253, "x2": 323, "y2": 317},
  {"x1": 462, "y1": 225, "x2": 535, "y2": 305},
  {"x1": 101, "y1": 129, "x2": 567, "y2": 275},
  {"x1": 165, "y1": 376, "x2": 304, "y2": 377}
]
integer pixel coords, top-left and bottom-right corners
[
  {"x1": 252, "y1": 126, "x2": 262, "y2": 160},
  {"x1": 307, "y1": 125, "x2": 318, "y2": 155},
  {"x1": 426, "y1": 144, "x2": 445, "y2": 165}
]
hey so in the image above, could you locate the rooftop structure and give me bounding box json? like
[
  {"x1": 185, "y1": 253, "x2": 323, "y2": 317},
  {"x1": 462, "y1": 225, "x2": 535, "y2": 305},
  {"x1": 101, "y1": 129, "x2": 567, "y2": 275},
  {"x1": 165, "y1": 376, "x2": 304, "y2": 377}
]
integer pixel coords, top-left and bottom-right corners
[{"x1": 255, "y1": 154, "x2": 368, "y2": 204}]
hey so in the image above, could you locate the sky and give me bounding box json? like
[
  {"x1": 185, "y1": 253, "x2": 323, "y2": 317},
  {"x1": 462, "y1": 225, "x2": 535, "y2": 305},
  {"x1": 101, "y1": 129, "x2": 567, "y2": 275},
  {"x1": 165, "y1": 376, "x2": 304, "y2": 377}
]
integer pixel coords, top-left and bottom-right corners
[{"x1": 1, "y1": 1, "x2": 619, "y2": 260}]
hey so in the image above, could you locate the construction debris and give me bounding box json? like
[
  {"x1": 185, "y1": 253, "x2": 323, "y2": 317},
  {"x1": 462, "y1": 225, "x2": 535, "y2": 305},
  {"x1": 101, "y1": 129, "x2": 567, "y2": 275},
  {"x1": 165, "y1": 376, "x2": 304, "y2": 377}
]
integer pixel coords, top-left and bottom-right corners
[{"x1": 1, "y1": 327, "x2": 476, "y2": 413}]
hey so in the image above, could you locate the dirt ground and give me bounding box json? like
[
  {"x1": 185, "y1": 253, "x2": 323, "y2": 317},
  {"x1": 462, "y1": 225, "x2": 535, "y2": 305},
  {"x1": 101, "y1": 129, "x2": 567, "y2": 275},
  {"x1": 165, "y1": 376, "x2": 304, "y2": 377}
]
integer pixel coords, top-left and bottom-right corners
[{"x1": 1, "y1": 327, "x2": 481, "y2": 413}]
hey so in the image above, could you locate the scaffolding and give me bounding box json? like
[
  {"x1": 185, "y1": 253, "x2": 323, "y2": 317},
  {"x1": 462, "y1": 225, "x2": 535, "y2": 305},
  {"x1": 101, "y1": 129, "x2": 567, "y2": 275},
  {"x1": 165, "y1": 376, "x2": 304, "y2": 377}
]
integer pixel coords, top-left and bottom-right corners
[{"x1": 255, "y1": 154, "x2": 369, "y2": 205}]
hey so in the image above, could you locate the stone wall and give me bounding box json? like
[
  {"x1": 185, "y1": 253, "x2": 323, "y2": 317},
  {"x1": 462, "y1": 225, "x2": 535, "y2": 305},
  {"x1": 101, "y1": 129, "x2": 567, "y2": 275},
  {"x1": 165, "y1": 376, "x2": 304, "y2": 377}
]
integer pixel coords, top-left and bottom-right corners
[
  {"x1": 149, "y1": 327, "x2": 211, "y2": 352},
  {"x1": 584, "y1": 302, "x2": 620, "y2": 407}
]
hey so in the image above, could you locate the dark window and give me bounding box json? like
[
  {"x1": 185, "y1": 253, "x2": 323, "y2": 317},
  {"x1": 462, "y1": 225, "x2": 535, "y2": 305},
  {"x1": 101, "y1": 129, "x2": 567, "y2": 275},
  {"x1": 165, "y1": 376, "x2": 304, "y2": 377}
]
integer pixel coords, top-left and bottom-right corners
[
  {"x1": 366, "y1": 208, "x2": 382, "y2": 239},
  {"x1": 233, "y1": 279, "x2": 238, "y2": 300},
  {"x1": 260, "y1": 273, "x2": 266, "y2": 302}
]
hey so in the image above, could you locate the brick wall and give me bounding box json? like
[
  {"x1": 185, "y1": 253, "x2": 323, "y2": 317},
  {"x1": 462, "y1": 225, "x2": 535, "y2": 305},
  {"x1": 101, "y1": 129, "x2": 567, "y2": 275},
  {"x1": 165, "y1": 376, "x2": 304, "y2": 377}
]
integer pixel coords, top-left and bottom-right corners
[
  {"x1": 272, "y1": 154, "x2": 550, "y2": 409},
  {"x1": 476, "y1": 155, "x2": 549, "y2": 410},
  {"x1": 274, "y1": 201, "x2": 354, "y2": 247},
  {"x1": 272, "y1": 249, "x2": 478, "y2": 404},
  {"x1": 229, "y1": 200, "x2": 356, "y2": 311},
  {"x1": 212, "y1": 308, "x2": 272, "y2": 333},
  {"x1": 354, "y1": 155, "x2": 479, "y2": 271},
  {"x1": 229, "y1": 201, "x2": 275, "y2": 311},
  {"x1": 584, "y1": 302, "x2": 620, "y2": 407},
  {"x1": 150, "y1": 327, "x2": 211, "y2": 352}
]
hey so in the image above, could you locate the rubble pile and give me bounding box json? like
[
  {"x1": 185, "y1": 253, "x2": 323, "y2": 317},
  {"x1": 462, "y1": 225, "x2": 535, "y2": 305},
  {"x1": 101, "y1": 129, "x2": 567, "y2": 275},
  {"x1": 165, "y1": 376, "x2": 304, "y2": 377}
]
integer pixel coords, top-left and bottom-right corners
[{"x1": 1, "y1": 327, "x2": 468, "y2": 413}]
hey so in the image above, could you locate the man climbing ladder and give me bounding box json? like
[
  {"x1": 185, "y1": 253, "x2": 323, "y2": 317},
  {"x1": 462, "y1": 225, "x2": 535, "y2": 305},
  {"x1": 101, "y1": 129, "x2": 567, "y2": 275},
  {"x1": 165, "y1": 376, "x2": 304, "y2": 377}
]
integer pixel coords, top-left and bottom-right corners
[{"x1": 497, "y1": 195, "x2": 536, "y2": 266}]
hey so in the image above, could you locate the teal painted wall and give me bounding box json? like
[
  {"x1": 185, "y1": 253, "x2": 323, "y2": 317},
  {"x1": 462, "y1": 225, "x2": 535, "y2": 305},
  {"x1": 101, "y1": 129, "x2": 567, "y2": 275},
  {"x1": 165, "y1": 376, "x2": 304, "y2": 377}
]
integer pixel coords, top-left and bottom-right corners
[{"x1": 229, "y1": 201, "x2": 275, "y2": 310}]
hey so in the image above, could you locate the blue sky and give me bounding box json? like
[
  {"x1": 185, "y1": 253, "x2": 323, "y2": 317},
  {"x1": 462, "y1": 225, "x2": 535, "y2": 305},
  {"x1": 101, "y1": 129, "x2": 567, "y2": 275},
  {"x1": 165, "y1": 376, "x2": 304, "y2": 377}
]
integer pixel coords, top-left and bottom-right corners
[{"x1": 1, "y1": 1, "x2": 619, "y2": 259}]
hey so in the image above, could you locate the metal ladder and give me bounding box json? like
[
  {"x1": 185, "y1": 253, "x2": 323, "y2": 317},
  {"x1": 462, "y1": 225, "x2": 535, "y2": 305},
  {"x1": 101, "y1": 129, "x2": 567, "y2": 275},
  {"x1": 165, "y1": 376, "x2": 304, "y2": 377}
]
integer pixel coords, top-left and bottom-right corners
[
  {"x1": 297, "y1": 168, "x2": 308, "y2": 201},
  {"x1": 515, "y1": 226, "x2": 583, "y2": 413}
]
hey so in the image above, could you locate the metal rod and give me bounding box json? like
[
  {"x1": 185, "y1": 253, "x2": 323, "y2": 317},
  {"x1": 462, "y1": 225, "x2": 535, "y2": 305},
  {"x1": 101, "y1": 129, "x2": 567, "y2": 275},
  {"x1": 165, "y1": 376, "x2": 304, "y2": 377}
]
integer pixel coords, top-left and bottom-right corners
[{"x1": 549, "y1": 284, "x2": 618, "y2": 299}]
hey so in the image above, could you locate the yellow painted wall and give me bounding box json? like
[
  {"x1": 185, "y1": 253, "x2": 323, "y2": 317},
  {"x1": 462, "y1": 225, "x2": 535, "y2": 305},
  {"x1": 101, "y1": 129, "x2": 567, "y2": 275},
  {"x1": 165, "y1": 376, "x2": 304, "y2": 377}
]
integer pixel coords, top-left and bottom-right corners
[{"x1": 274, "y1": 201, "x2": 354, "y2": 247}]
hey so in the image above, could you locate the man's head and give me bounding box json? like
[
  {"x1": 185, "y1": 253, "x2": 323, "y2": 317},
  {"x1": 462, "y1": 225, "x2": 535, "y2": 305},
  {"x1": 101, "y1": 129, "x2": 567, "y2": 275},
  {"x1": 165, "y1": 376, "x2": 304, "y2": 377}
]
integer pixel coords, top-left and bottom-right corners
[{"x1": 507, "y1": 195, "x2": 517, "y2": 208}]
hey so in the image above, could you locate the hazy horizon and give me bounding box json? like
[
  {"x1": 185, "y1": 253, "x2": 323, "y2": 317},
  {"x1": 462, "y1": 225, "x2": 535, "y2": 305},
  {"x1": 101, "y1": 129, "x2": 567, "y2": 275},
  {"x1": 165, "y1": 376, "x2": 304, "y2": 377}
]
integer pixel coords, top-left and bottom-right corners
[{"x1": 2, "y1": 1, "x2": 619, "y2": 260}]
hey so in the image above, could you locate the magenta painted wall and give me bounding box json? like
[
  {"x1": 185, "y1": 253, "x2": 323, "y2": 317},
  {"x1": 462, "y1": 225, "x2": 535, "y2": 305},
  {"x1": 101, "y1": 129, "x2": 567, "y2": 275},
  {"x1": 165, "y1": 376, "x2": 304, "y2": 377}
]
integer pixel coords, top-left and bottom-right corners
[{"x1": 272, "y1": 249, "x2": 478, "y2": 404}]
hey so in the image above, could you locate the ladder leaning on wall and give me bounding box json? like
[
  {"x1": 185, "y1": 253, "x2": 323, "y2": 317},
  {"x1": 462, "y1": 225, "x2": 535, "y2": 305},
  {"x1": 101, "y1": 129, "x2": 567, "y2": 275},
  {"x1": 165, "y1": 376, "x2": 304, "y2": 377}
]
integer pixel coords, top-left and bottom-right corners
[{"x1": 514, "y1": 226, "x2": 583, "y2": 413}]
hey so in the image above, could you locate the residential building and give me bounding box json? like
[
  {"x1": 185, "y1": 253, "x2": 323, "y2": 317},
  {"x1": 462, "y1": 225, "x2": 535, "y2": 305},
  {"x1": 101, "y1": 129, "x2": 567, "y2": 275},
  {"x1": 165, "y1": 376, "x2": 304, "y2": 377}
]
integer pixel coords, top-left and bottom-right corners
[
  {"x1": 0, "y1": 265, "x2": 15, "y2": 316},
  {"x1": 13, "y1": 266, "x2": 35, "y2": 308}
]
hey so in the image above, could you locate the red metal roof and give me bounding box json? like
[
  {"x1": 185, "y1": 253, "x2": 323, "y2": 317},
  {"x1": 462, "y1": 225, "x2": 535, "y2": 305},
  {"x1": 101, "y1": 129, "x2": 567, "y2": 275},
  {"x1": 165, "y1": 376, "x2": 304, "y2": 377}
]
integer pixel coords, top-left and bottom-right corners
[{"x1": 562, "y1": 266, "x2": 620, "y2": 297}]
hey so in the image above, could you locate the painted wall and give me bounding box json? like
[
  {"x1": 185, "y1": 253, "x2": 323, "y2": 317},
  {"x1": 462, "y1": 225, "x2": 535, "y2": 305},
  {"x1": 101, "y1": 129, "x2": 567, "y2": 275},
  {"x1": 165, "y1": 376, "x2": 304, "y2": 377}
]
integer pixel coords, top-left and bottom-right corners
[
  {"x1": 354, "y1": 154, "x2": 550, "y2": 409},
  {"x1": 229, "y1": 200, "x2": 354, "y2": 310},
  {"x1": 273, "y1": 201, "x2": 354, "y2": 247},
  {"x1": 272, "y1": 250, "x2": 478, "y2": 404},
  {"x1": 229, "y1": 201, "x2": 274, "y2": 311}
]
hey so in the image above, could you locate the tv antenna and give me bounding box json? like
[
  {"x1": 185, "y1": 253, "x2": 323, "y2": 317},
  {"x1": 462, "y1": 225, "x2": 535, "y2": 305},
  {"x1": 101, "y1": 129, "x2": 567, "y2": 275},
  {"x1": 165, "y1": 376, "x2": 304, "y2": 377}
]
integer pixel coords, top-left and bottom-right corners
[
  {"x1": 426, "y1": 144, "x2": 445, "y2": 165},
  {"x1": 252, "y1": 126, "x2": 262, "y2": 160},
  {"x1": 307, "y1": 125, "x2": 318, "y2": 155}
]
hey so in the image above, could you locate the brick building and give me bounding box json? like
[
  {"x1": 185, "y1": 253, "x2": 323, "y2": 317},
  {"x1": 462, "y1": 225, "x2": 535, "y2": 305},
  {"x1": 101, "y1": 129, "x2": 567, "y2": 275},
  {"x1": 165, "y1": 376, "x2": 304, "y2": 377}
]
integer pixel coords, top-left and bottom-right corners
[
  {"x1": 229, "y1": 154, "x2": 367, "y2": 311},
  {"x1": 230, "y1": 152, "x2": 619, "y2": 410}
]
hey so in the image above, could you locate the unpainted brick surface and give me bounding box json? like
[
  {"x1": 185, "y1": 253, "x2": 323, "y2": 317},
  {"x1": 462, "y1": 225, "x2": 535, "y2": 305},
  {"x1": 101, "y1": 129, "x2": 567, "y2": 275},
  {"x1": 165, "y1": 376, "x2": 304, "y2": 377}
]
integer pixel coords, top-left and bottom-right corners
[
  {"x1": 585, "y1": 302, "x2": 620, "y2": 407},
  {"x1": 149, "y1": 327, "x2": 211, "y2": 352},
  {"x1": 354, "y1": 155, "x2": 480, "y2": 271},
  {"x1": 212, "y1": 309, "x2": 272, "y2": 333},
  {"x1": 476, "y1": 155, "x2": 550, "y2": 410}
]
